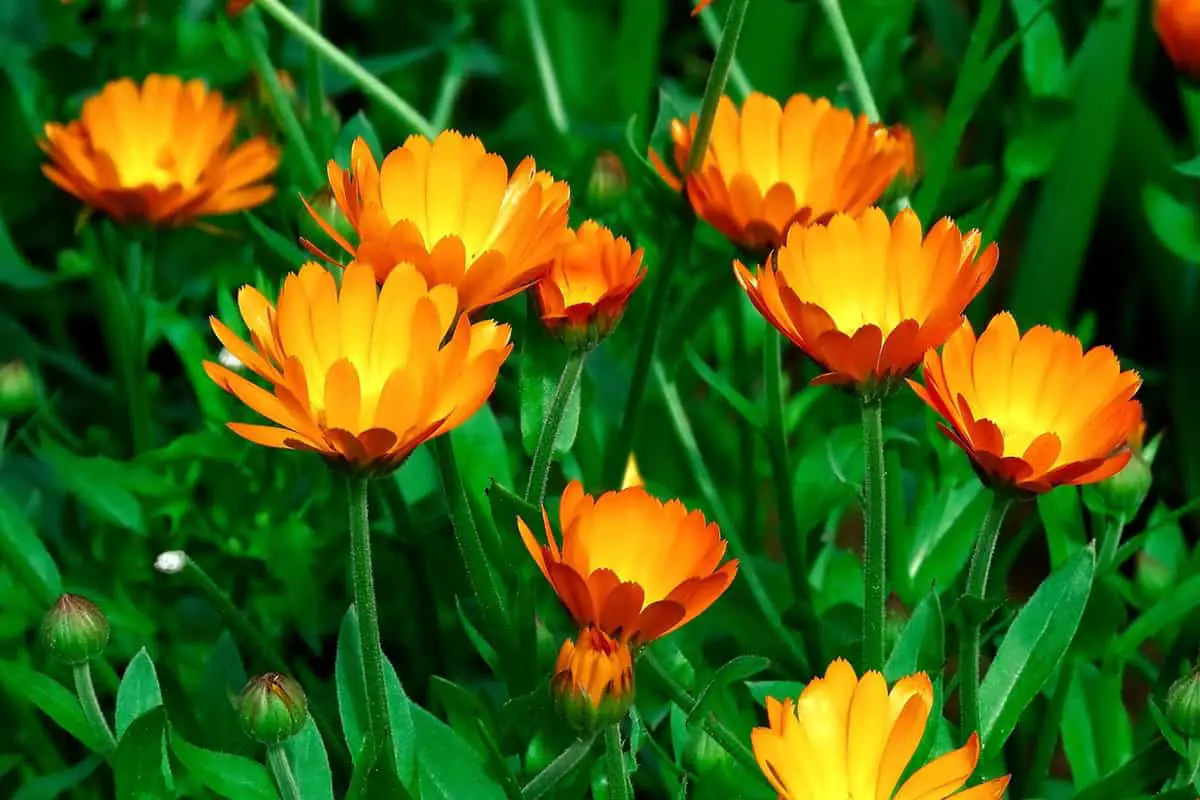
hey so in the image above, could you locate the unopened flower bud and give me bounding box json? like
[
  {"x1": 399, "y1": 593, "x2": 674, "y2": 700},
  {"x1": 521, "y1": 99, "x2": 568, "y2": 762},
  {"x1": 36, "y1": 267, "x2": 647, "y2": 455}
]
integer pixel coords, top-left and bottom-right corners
[
  {"x1": 587, "y1": 151, "x2": 628, "y2": 211},
  {"x1": 154, "y1": 551, "x2": 188, "y2": 574},
  {"x1": 1091, "y1": 425, "x2": 1154, "y2": 522},
  {"x1": 238, "y1": 673, "x2": 308, "y2": 744},
  {"x1": 42, "y1": 594, "x2": 109, "y2": 665},
  {"x1": 0, "y1": 360, "x2": 37, "y2": 419},
  {"x1": 1156, "y1": 0, "x2": 1200, "y2": 79},
  {"x1": 1167, "y1": 669, "x2": 1200, "y2": 737},
  {"x1": 551, "y1": 627, "x2": 634, "y2": 733}
]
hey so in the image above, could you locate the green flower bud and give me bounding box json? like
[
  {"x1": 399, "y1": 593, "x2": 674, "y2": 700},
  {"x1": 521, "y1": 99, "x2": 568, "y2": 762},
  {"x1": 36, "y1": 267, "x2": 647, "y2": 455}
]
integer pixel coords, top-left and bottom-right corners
[
  {"x1": 0, "y1": 360, "x2": 37, "y2": 419},
  {"x1": 1167, "y1": 670, "x2": 1200, "y2": 738},
  {"x1": 586, "y1": 151, "x2": 628, "y2": 211},
  {"x1": 238, "y1": 673, "x2": 308, "y2": 744},
  {"x1": 42, "y1": 594, "x2": 110, "y2": 665},
  {"x1": 550, "y1": 628, "x2": 634, "y2": 734}
]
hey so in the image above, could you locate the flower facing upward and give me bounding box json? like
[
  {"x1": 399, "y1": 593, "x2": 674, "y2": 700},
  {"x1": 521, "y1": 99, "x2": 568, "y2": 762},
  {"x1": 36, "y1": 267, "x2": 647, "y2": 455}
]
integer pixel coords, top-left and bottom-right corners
[
  {"x1": 752, "y1": 659, "x2": 1009, "y2": 800},
  {"x1": 520, "y1": 481, "x2": 738, "y2": 645},
  {"x1": 41, "y1": 75, "x2": 279, "y2": 225},
  {"x1": 735, "y1": 208, "x2": 996, "y2": 395},
  {"x1": 1156, "y1": 0, "x2": 1200, "y2": 77},
  {"x1": 304, "y1": 133, "x2": 572, "y2": 314},
  {"x1": 910, "y1": 312, "x2": 1143, "y2": 495},
  {"x1": 650, "y1": 92, "x2": 913, "y2": 253},
  {"x1": 204, "y1": 261, "x2": 512, "y2": 472},
  {"x1": 551, "y1": 626, "x2": 635, "y2": 732},
  {"x1": 534, "y1": 221, "x2": 646, "y2": 350}
]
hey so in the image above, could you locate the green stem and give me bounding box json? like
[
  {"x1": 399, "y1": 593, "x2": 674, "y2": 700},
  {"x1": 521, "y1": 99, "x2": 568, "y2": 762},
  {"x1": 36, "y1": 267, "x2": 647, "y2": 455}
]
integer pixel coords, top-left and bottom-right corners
[
  {"x1": 960, "y1": 491, "x2": 1015, "y2": 741},
  {"x1": 518, "y1": 0, "x2": 569, "y2": 135},
  {"x1": 1025, "y1": 659, "x2": 1072, "y2": 793},
  {"x1": 524, "y1": 350, "x2": 586, "y2": 508},
  {"x1": 601, "y1": 220, "x2": 692, "y2": 489},
  {"x1": 267, "y1": 743, "x2": 302, "y2": 800},
  {"x1": 686, "y1": 0, "x2": 752, "y2": 175},
  {"x1": 73, "y1": 662, "x2": 117, "y2": 755},
  {"x1": 346, "y1": 475, "x2": 392, "y2": 767},
  {"x1": 253, "y1": 0, "x2": 436, "y2": 139},
  {"x1": 697, "y1": 5, "x2": 752, "y2": 101},
  {"x1": 764, "y1": 329, "x2": 809, "y2": 607},
  {"x1": 430, "y1": 51, "x2": 465, "y2": 132},
  {"x1": 521, "y1": 735, "x2": 598, "y2": 799},
  {"x1": 814, "y1": 0, "x2": 881, "y2": 121},
  {"x1": 604, "y1": 726, "x2": 631, "y2": 800},
  {"x1": 860, "y1": 397, "x2": 887, "y2": 672},
  {"x1": 243, "y1": 8, "x2": 323, "y2": 188},
  {"x1": 304, "y1": 0, "x2": 324, "y2": 126},
  {"x1": 1096, "y1": 516, "x2": 1125, "y2": 574}
]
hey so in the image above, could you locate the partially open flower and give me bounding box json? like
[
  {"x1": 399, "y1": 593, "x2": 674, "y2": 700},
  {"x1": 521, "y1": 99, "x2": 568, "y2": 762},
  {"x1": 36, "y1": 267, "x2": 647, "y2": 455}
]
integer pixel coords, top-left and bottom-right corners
[
  {"x1": 520, "y1": 481, "x2": 738, "y2": 645},
  {"x1": 910, "y1": 312, "x2": 1143, "y2": 495},
  {"x1": 204, "y1": 262, "x2": 512, "y2": 473},
  {"x1": 735, "y1": 208, "x2": 996, "y2": 397},
  {"x1": 752, "y1": 659, "x2": 1009, "y2": 799},
  {"x1": 303, "y1": 133, "x2": 571, "y2": 314},
  {"x1": 650, "y1": 92, "x2": 912, "y2": 253},
  {"x1": 551, "y1": 627, "x2": 635, "y2": 733},
  {"x1": 1156, "y1": 0, "x2": 1200, "y2": 78},
  {"x1": 40, "y1": 75, "x2": 279, "y2": 226},
  {"x1": 534, "y1": 221, "x2": 645, "y2": 350},
  {"x1": 238, "y1": 673, "x2": 308, "y2": 744},
  {"x1": 42, "y1": 594, "x2": 109, "y2": 665}
]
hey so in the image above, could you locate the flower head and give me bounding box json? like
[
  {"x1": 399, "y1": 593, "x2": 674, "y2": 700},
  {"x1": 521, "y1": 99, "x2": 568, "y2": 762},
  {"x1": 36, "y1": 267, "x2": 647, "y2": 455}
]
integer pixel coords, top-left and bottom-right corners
[
  {"x1": 204, "y1": 261, "x2": 512, "y2": 473},
  {"x1": 910, "y1": 312, "x2": 1143, "y2": 495},
  {"x1": 752, "y1": 659, "x2": 1009, "y2": 800},
  {"x1": 238, "y1": 673, "x2": 308, "y2": 744},
  {"x1": 735, "y1": 208, "x2": 996, "y2": 396},
  {"x1": 40, "y1": 75, "x2": 279, "y2": 225},
  {"x1": 1156, "y1": 0, "x2": 1200, "y2": 77},
  {"x1": 534, "y1": 221, "x2": 646, "y2": 350},
  {"x1": 551, "y1": 627, "x2": 635, "y2": 732},
  {"x1": 650, "y1": 92, "x2": 912, "y2": 253},
  {"x1": 303, "y1": 132, "x2": 571, "y2": 314},
  {"x1": 520, "y1": 481, "x2": 738, "y2": 645},
  {"x1": 42, "y1": 594, "x2": 110, "y2": 665}
]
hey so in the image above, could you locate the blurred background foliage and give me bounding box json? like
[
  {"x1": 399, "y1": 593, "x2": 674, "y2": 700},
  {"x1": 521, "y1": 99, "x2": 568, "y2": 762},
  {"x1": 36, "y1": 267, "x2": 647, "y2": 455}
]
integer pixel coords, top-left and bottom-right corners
[{"x1": 1, "y1": 0, "x2": 1199, "y2": 797}]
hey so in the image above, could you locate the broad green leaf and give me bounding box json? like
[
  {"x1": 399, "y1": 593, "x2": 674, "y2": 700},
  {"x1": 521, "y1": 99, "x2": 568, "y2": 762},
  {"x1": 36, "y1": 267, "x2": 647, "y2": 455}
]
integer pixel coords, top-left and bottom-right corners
[
  {"x1": 0, "y1": 660, "x2": 102, "y2": 751},
  {"x1": 10, "y1": 756, "x2": 102, "y2": 800},
  {"x1": 884, "y1": 590, "x2": 944, "y2": 682},
  {"x1": 170, "y1": 729, "x2": 276, "y2": 800},
  {"x1": 411, "y1": 704, "x2": 507, "y2": 800},
  {"x1": 745, "y1": 681, "x2": 806, "y2": 708},
  {"x1": 284, "y1": 717, "x2": 335, "y2": 800},
  {"x1": 1073, "y1": 739, "x2": 1177, "y2": 800},
  {"x1": 1003, "y1": 97, "x2": 1074, "y2": 180},
  {"x1": 906, "y1": 480, "x2": 989, "y2": 593},
  {"x1": 450, "y1": 405, "x2": 515, "y2": 509},
  {"x1": 393, "y1": 445, "x2": 439, "y2": 507},
  {"x1": 156, "y1": 306, "x2": 225, "y2": 422},
  {"x1": 1109, "y1": 573, "x2": 1200, "y2": 659},
  {"x1": 1010, "y1": 0, "x2": 1066, "y2": 95},
  {"x1": 1143, "y1": 183, "x2": 1200, "y2": 262},
  {"x1": 518, "y1": 330, "x2": 582, "y2": 458},
  {"x1": 1062, "y1": 662, "x2": 1132, "y2": 785},
  {"x1": 35, "y1": 439, "x2": 145, "y2": 534},
  {"x1": 198, "y1": 631, "x2": 251, "y2": 756},
  {"x1": 113, "y1": 707, "x2": 171, "y2": 800},
  {"x1": 979, "y1": 546, "x2": 1095, "y2": 757},
  {"x1": 685, "y1": 655, "x2": 771, "y2": 728},
  {"x1": 1176, "y1": 154, "x2": 1200, "y2": 177},
  {"x1": 116, "y1": 647, "x2": 163, "y2": 739},
  {"x1": 0, "y1": 489, "x2": 61, "y2": 605}
]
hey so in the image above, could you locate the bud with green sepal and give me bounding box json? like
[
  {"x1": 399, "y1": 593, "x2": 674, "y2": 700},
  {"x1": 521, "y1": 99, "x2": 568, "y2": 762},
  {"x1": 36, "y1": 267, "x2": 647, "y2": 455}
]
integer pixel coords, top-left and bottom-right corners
[
  {"x1": 1167, "y1": 668, "x2": 1200, "y2": 738},
  {"x1": 1085, "y1": 424, "x2": 1156, "y2": 524},
  {"x1": 238, "y1": 673, "x2": 308, "y2": 744},
  {"x1": 42, "y1": 594, "x2": 109, "y2": 665},
  {"x1": 550, "y1": 627, "x2": 635, "y2": 734},
  {"x1": 0, "y1": 360, "x2": 37, "y2": 419}
]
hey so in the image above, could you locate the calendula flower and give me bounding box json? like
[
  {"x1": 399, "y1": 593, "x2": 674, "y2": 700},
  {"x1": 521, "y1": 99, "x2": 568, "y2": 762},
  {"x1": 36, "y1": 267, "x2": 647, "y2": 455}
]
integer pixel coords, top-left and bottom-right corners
[
  {"x1": 910, "y1": 312, "x2": 1143, "y2": 495},
  {"x1": 1156, "y1": 0, "x2": 1200, "y2": 77},
  {"x1": 551, "y1": 626, "x2": 635, "y2": 732},
  {"x1": 204, "y1": 261, "x2": 512, "y2": 472},
  {"x1": 534, "y1": 221, "x2": 646, "y2": 350},
  {"x1": 520, "y1": 481, "x2": 738, "y2": 645},
  {"x1": 40, "y1": 75, "x2": 279, "y2": 225},
  {"x1": 734, "y1": 208, "x2": 996, "y2": 396},
  {"x1": 650, "y1": 92, "x2": 912, "y2": 253},
  {"x1": 752, "y1": 659, "x2": 1010, "y2": 800},
  {"x1": 692, "y1": 0, "x2": 714, "y2": 14},
  {"x1": 303, "y1": 132, "x2": 571, "y2": 314}
]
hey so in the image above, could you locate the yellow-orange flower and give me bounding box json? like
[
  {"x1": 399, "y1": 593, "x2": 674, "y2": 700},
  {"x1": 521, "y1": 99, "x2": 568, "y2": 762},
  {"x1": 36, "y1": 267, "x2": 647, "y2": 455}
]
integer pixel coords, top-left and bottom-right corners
[
  {"x1": 752, "y1": 659, "x2": 1010, "y2": 800},
  {"x1": 304, "y1": 132, "x2": 571, "y2": 314},
  {"x1": 520, "y1": 481, "x2": 738, "y2": 645},
  {"x1": 40, "y1": 75, "x2": 279, "y2": 226},
  {"x1": 534, "y1": 221, "x2": 645, "y2": 349},
  {"x1": 203, "y1": 261, "x2": 512, "y2": 472},
  {"x1": 551, "y1": 626, "x2": 635, "y2": 732},
  {"x1": 734, "y1": 208, "x2": 996, "y2": 394},
  {"x1": 910, "y1": 312, "x2": 1143, "y2": 495},
  {"x1": 1156, "y1": 0, "x2": 1200, "y2": 77},
  {"x1": 650, "y1": 92, "x2": 912, "y2": 253}
]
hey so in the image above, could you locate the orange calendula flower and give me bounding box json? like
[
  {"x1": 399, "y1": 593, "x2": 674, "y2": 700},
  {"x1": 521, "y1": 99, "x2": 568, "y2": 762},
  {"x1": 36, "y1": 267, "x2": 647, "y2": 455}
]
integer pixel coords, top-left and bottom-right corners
[
  {"x1": 204, "y1": 261, "x2": 512, "y2": 473},
  {"x1": 692, "y1": 0, "x2": 714, "y2": 14},
  {"x1": 734, "y1": 208, "x2": 996, "y2": 395},
  {"x1": 1156, "y1": 0, "x2": 1200, "y2": 77},
  {"x1": 534, "y1": 221, "x2": 646, "y2": 350},
  {"x1": 520, "y1": 481, "x2": 738, "y2": 645},
  {"x1": 752, "y1": 659, "x2": 1010, "y2": 800},
  {"x1": 40, "y1": 75, "x2": 279, "y2": 226},
  {"x1": 910, "y1": 312, "x2": 1143, "y2": 495},
  {"x1": 551, "y1": 626, "x2": 635, "y2": 732},
  {"x1": 304, "y1": 132, "x2": 572, "y2": 315},
  {"x1": 650, "y1": 92, "x2": 913, "y2": 253}
]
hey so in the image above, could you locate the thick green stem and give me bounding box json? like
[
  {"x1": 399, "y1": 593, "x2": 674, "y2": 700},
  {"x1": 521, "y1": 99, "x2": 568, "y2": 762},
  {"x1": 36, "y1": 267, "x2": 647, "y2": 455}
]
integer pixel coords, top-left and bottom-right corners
[
  {"x1": 696, "y1": 5, "x2": 752, "y2": 101},
  {"x1": 346, "y1": 476, "x2": 392, "y2": 766},
  {"x1": 604, "y1": 725, "x2": 631, "y2": 800},
  {"x1": 764, "y1": 329, "x2": 809, "y2": 606},
  {"x1": 860, "y1": 398, "x2": 887, "y2": 672},
  {"x1": 253, "y1": 0, "x2": 435, "y2": 138},
  {"x1": 304, "y1": 0, "x2": 324, "y2": 126},
  {"x1": 267, "y1": 743, "x2": 302, "y2": 800},
  {"x1": 686, "y1": 0, "x2": 752, "y2": 175},
  {"x1": 522, "y1": 735, "x2": 598, "y2": 799},
  {"x1": 73, "y1": 662, "x2": 117, "y2": 755},
  {"x1": 815, "y1": 0, "x2": 881, "y2": 121},
  {"x1": 518, "y1": 0, "x2": 569, "y2": 135},
  {"x1": 524, "y1": 350, "x2": 586, "y2": 507},
  {"x1": 960, "y1": 491, "x2": 1015, "y2": 741}
]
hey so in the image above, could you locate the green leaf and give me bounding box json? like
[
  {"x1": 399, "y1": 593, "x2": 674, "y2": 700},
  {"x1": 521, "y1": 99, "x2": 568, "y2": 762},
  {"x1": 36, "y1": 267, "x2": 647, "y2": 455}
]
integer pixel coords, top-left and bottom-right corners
[
  {"x1": 684, "y1": 347, "x2": 763, "y2": 430},
  {"x1": 334, "y1": 111, "x2": 383, "y2": 167},
  {"x1": 116, "y1": 648, "x2": 163, "y2": 739},
  {"x1": 155, "y1": 306, "x2": 226, "y2": 423},
  {"x1": 1037, "y1": 486, "x2": 1085, "y2": 570},
  {"x1": 411, "y1": 704, "x2": 507, "y2": 800},
  {"x1": 198, "y1": 631, "x2": 251, "y2": 757},
  {"x1": 1148, "y1": 697, "x2": 1189, "y2": 758},
  {"x1": 905, "y1": 480, "x2": 989, "y2": 593},
  {"x1": 450, "y1": 405, "x2": 515, "y2": 507},
  {"x1": 1062, "y1": 662, "x2": 1133, "y2": 785},
  {"x1": 1175, "y1": 154, "x2": 1200, "y2": 177},
  {"x1": 685, "y1": 655, "x2": 771, "y2": 728},
  {"x1": 485, "y1": 480, "x2": 543, "y2": 541},
  {"x1": 284, "y1": 717, "x2": 335, "y2": 800},
  {"x1": 1073, "y1": 738, "x2": 1177, "y2": 800},
  {"x1": 1010, "y1": 0, "x2": 1066, "y2": 96},
  {"x1": 0, "y1": 660, "x2": 102, "y2": 751},
  {"x1": 34, "y1": 438, "x2": 145, "y2": 534},
  {"x1": 884, "y1": 590, "x2": 944, "y2": 682},
  {"x1": 979, "y1": 546, "x2": 1095, "y2": 757},
  {"x1": 1003, "y1": 97, "x2": 1074, "y2": 180},
  {"x1": 113, "y1": 707, "x2": 171, "y2": 800},
  {"x1": 0, "y1": 488, "x2": 62, "y2": 605},
  {"x1": 1143, "y1": 183, "x2": 1200, "y2": 262},
  {"x1": 11, "y1": 756, "x2": 102, "y2": 800},
  {"x1": 1109, "y1": 573, "x2": 1200, "y2": 659},
  {"x1": 518, "y1": 330, "x2": 582, "y2": 458},
  {"x1": 244, "y1": 211, "x2": 309, "y2": 267},
  {"x1": 170, "y1": 729, "x2": 276, "y2": 800},
  {"x1": 0, "y1": 213, "x2": 54, "y2": 289},
  {"x1": 744, "y1": 681, "x2": 806, "y2": 708}
]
